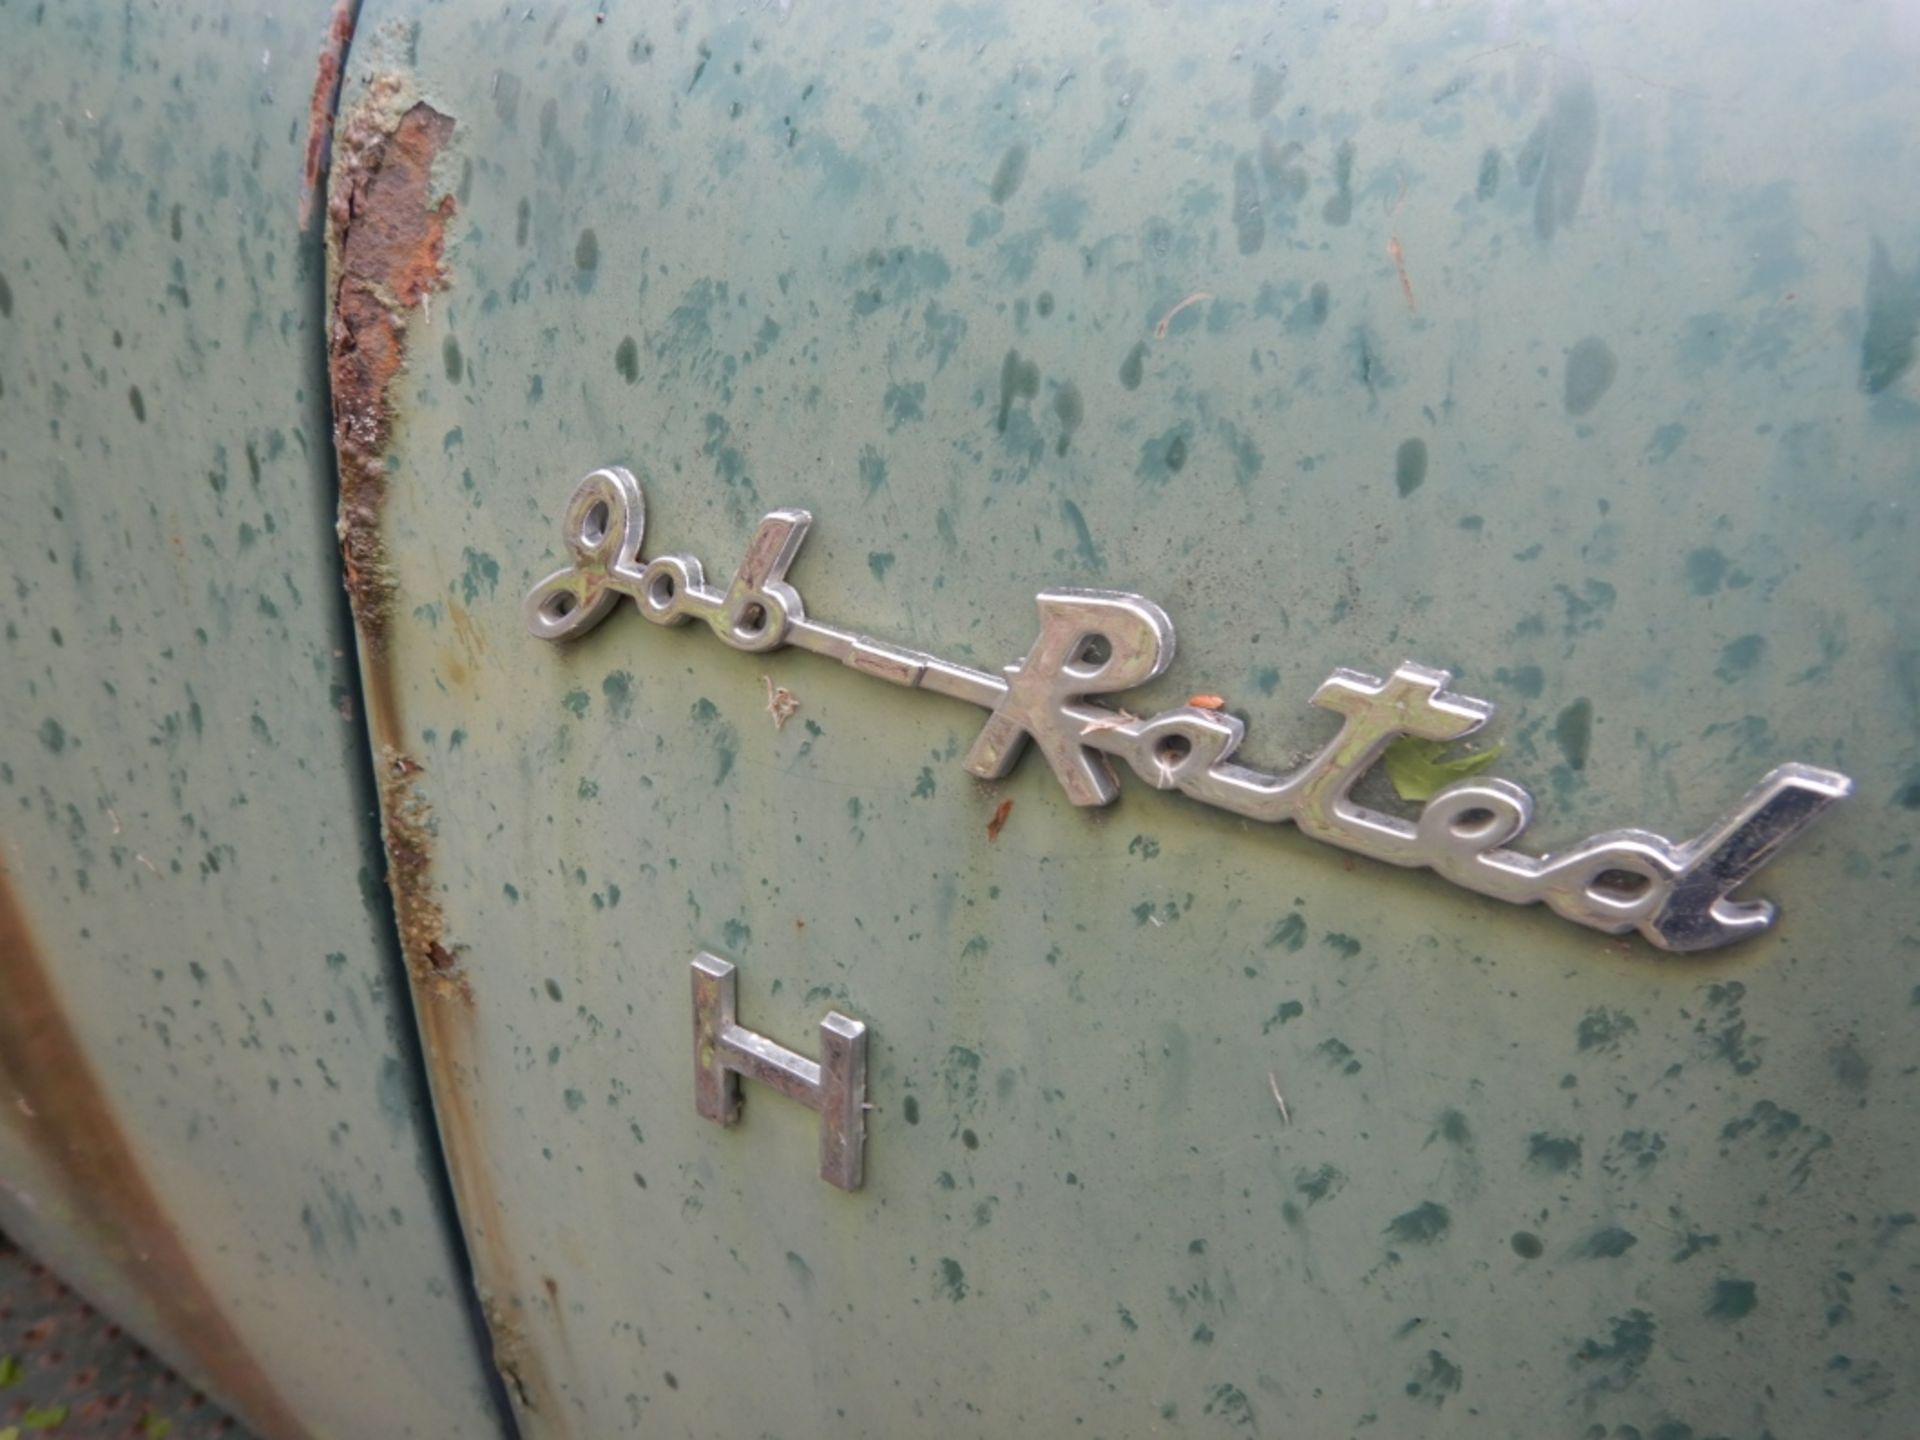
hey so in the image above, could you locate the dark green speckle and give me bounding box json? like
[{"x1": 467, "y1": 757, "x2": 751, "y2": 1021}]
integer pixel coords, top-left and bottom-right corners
[
  {"x1": 1476, "y1": 148, "x2": 1501, "y2": 200},
  {"x1": 1553, "y1": 698, "x2": 1592, "y2": 770},
  {"x1": 602, "y1": 670, "x2": 635, "y2": 721},
  {"x1": 1685, "y1": 546, "x2": 1727, "y2": 595},
  {"x1": 1385, "y1": 1201, "x2": 1451, "y2": 1245},
  {"x1": 1136, "y1": 426, "x2": 1190, "y2": 482},
  {"x1": 989, "y1": 144, "x2": 1028, "y2": 204},
  {"x1": 1576, "y1": 1007, "x2": 1636, "y2": 1053},
  {"x1": 458, "y1": 548, "x2": 500, "y2": 604},
  {"x1": 1053, "y1": 382, "x2": 1084, "y2": 456},
  {"x1": 938, "y1": 1256, "x2": 967, "y2": 1300},
  {"x1": 1322, "y1": 140, "x2": 1355, "y2": 225},
  {"x1": 1578, "y1": 1227, "x2": 1639, "y2": 1260},
  {"x1": 1527, "y1": 1132, "x2": 1582, "y2": 1173},
  {"x1": 1860, "y1": 238, "x2": 1919, "y2": 394},
  {"x1": 1715, "y1": 634, "x2": 1766, "y2": 682},
  {"x1": 1494, "y1": 664, "x2": 1544, "y2": 698},
  {"x1": 1431, "y1": 1109, "x2": 1472, "y2": 1148},
  {"x1": 1564, "y1": 337, "x2": 1617, "y2": 416},
  {"x1": 1395, "y1": 438, "x2": 1428, "y2": 497},
  {"x1": 1707, "y1": 1278, "x2": 1757, "y2": 1320},
  {"x1": 1294, "y1": 1163, "x2": 1344, "y2": 1205},
  {"x1": 996, "y1": 349, "x2": 1040, "y2": 432},
  {"x1": 1268, "y1": 914, "x2": 1307, "y2": 952}
]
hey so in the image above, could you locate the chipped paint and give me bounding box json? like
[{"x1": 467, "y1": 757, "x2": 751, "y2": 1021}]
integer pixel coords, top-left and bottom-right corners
[{"x1": 0, "y1": 871, "x2": 306, "y2": 1440}]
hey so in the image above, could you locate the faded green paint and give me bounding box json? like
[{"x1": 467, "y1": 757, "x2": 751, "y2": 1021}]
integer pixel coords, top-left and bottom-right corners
[
  {"x1": 352, "y1": 2, "x2": 1915, "y2": 1437},
  {"x1": 0, "y1": 5, "x2": 501, "y2": 1438}
]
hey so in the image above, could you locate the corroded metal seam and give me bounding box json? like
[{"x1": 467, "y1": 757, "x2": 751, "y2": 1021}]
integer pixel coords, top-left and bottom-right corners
[
  {"x1": 323, "y1": 76, "x2": 560, "y2": 1426},
  {"x1": 0, "y1": 869, "x2": 307, "y2": 1440}
]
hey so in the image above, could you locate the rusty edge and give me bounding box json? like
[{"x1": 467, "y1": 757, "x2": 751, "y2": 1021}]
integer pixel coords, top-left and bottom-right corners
[
  {"x1": 300, "y1": 0, "x2": 362, "y2": 229},
  {"x1": 325, "y1": 74, "x2": 559, "y2": 1425},
  {"x1": 0, "y1": 870, "x2": 309, "y2": 1440}
]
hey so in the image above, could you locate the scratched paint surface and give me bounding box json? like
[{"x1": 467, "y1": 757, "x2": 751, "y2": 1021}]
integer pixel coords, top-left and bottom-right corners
[
  {"x1": 0, "y1": 5, "x2": 502, "y2": 1438},
  {"x1": 354, "y1": 2, "x2": 1915, "y2": 1435}
]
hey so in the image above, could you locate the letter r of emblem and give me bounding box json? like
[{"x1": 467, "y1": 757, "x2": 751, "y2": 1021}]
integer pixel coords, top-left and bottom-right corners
[
  {"x1": 963, "y1": 589, "x2": 1176, "y2": 806},
  {"x1": 691, "y1": 954, "x2": 869, "y2": 1191}
]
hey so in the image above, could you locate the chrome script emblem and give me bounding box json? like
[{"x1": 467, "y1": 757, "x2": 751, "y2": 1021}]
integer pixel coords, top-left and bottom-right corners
[{"x1": 527, "y1": 467, "x2": 1850, "y2": 954}]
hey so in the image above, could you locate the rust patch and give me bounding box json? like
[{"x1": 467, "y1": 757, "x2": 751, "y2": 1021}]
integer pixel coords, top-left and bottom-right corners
[
  {"x1": 485, "y1": 1298, "x2": 538, "y2": 1412},
  {"x1": 0, "y1": 870, "x2": 308, "y2": 1440},
  {"x1": 443, "y1": 598, "x2": 486, "y2": 691},
  {"x1": 376, "y1": 749, "x2": 465, "y2": 993},
  {"x1": 446, "y1": 597, "x2": 487, "y2": 662},
  {"x1": 299, "y1": 0, "x2": 360, "y2": 228},
  {"x1": 327, "y1": 87, "x2": 455, "y2": 669}
]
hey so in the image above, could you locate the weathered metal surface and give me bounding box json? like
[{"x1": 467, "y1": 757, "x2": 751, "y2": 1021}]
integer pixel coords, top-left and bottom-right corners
[
  {"x1": 0, "y1": 5, "x2": 503, "y2": 1437},
  {"x1": 351, "y1": 1, "x2": 1916, "y2": 1435}
]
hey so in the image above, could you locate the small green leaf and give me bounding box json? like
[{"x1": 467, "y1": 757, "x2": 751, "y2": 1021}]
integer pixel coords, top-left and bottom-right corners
[
  {"x1": 21, "y1": 1406, "x2": 67, "y2": 1431},
  {"x1": 141, "y1": 1417, "x2": 174, "y2": 1439},
  {"x1": 2, "y1": 1424, "x2": 19, "y2": 1440},
  {"x1": 1381, "y1": 736, "x2": 1504, "y2": 803},
  {"x1": 0, "y1": 1354, "x2": 21, "y2": 1386}
]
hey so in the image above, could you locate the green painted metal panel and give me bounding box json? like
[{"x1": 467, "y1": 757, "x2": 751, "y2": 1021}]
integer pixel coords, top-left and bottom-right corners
[
  {"x1": 348, "y1": 1, "x2": 1916, "y2": 1435},
  {"x1": 0, "y1": 5, "x2": 504, "y2": 1437}
]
